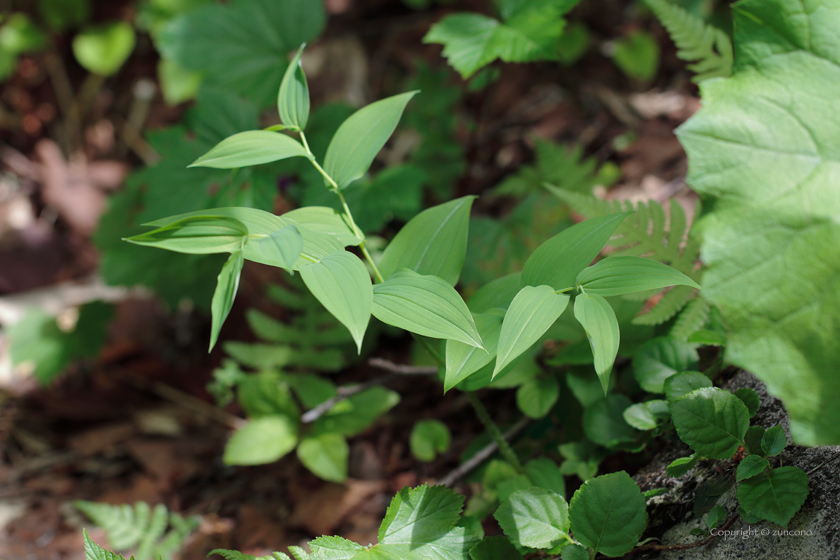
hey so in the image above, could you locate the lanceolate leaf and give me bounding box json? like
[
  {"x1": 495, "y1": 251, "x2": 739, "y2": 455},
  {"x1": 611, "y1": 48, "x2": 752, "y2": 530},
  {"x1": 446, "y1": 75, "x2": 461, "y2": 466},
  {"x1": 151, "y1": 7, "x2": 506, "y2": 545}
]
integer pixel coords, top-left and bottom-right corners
[
  {"x1": 737, "y1": 466, "x2": 809, "y2": 527},
  {"x1": 209, "y1": 251, "x2": 244, "y2": 351},
  {"x1": 522, "y1": 213, "x2": 631, "y2": 290},
  {"x1": 574, "y1": 293, "x2": 619, "y2": 393},
  {"x1": 283, "y1": 206, "x2": 361, "y2": 246},
  {"x1": 278, "y1": 44, "x2": 309, "y2": 131},
  {"x1": 254, "y1": 225, "x2": 303, "y2": 270},
  {"x1": 495, "y1": 286, "x2": 569, "y2": 377},
  {"x1": 324, "y1": 91, "x2": 418, "y2": 189},
  {"x1": 379, "y1": 196, "x2": 476, "y2": 286},
  {"x1": 189, "y1": 130, "x2": 310, "y2": 169},
  {"x1": 495, "y1": 488, "x2": 570, "y2": 549},
  {"x1": 670, "y1": 387, "x2": 749, "y2": 460},
  {"x1": 126, "y1": 215, "x2": 248, "y2": 254},
  {"x1": 300, "y1": 251, "x2": 372, "y2": 353},
  {"x1": 372, "y1": 269, "x2": 483, "y2": 348},
  {"x1": 676, "y1": 0, "x2": 840, "y2": 445},
  {"x1": 445, "y1": 309, "x2": 504, "y2": 392},
  {"x1": 576, "y1": 256, "x2": 700, "y2": 296},
  {"x1": 569, "y1": 471, "x2": 647, "y2": 557}
]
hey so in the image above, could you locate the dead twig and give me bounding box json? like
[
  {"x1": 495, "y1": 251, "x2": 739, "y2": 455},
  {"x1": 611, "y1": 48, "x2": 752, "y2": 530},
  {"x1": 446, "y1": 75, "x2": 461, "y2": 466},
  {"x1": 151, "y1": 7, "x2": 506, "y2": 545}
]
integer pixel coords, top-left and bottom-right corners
[
  {"x1": 619, "y1": 513, "x2": 739, "y2": 556},
  {"x1": 438, "y1": 417, "x2": 530, "y2": 487},
  {"x1": 368, "y1": 357, "x2": 438, "y2": 376}
]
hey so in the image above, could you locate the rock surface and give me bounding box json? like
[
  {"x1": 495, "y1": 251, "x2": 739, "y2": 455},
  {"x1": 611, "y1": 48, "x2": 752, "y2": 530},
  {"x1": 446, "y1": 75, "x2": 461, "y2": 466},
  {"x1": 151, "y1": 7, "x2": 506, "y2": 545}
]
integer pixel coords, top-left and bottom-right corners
[{"x1": 629, "y1": 371, "x2": 840, "y2": 559}]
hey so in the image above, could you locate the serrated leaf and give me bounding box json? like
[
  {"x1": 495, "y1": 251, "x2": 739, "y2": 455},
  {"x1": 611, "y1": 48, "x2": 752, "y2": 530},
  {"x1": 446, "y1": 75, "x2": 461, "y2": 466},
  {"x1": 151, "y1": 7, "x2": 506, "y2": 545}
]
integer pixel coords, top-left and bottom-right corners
[
  {"x1": 744, "y1": 425, "x2": 766, "y2": 456},
  {"x1": 410, "y1": 420, "x2": 452, "y2": 462},
  {"x1": 495, "y1": 286, "x2": 569, "y2": 377},
  {"x1": 468, "y1": 535, "x2": 522, "y2": 560},
  {"x1": 495, "y1": 488, "x2": 569, "y2": 549},
  {"x1": 584, "y1": 394, "x2": 637, "y2": 448},
  {"x1": 569, "y1": 471, "x2": 647, "y2": 557},
  {"x1": 305, "y1": 535, "x2": 364, "y2": 560},
  {"x1": 666, "y1": 454, "x2": 697, "y2": 478},
  {"x1": 189, "y1": 131, "x2": 309, "y2": 169},
  {"x1": 516, "y1": 375, "x2": 560, "y2": 419},
  {"x1": 576, "y1": 256, "x2": 699, "y2": 296},
  {"x1": 444, "y1": 309, "x2": 504, "y2": 392},
  {"x1": 733, "y1": 388, "x2": 760, "y2": 418},
  {"x1": 210, "y1": 251, "x2": 244, "y2": 351},
  {"x1": 223, "y1": 416, "x2": 298, "y2": 466},
  {"x1": 522, "y1": 213, "x2": 631, "y2": 291},
  {"x1": 73, "y1": 22, "x2": 135, "y2": 76},
  {"x1": 633, "y1": 337, "x2": 699, "y2": 394},
  {"x1": 379, "y1": 197, "x2": 476, "y2": 286},
  {"x1": 208, "y1": 549, "x2": 292, "y2": 560},
  {"x1": 670, "y1": 387, "x2": 749, "y2": 460},
  {"x1": 737, "y1": 455, "x2": 770, "y2": 481},
  {"x1": 676, "y1": 0, "x2": 840, "y2": 446},
  {"x1": 707, "y1": 505, "x2": 726, "y2": 529},
  {"x1": 323, "y1": 91, "x2": 418, "y2": 189},
  {"x1": 254, "y1": 225, "x2": 304, "y2": 270},
  {"x1": 574, "y1": 293, "x2": 619, "y2": 393},
  {"x1": 126, "y1": 215, "x2": 248, "y2": 254},
  {"x1": 300, "y1": 251, "x2": 372, "y2": 352},
  {"x1": 736, "y1": 466, "x2": 809, "y2": 527},
  {"x1": 297, "y1": 432, "x2": 348, "y2": 483},
  {"x1": 664, "y1": 371, "x2": 712, "y2": 402},
  {"x1": 84, "y1": 531, "x2": 128, "y2": 560},
  {"x1": 761, "y1": 425, "x2": 787, "y2": 456},
  {"x1": 278, "y1": 44, "x2": 309, "y2": 130},
  {"x1": 372, "y1": 269, "x2": 483, "y2": 348}
]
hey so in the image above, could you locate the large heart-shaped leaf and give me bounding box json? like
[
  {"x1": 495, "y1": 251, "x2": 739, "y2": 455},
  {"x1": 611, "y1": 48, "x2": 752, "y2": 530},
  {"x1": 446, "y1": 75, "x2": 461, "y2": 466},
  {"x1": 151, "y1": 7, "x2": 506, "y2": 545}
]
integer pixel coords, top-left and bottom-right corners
[
  {"x1": 372, "y1": 269, "x2": 483, "y2": 348},
  {"x1": 737, "y1": 466, "x2": 809, "y2": 527},
  {"x1": 379, "y1": 196, "x2": 476, "y2": 286}
]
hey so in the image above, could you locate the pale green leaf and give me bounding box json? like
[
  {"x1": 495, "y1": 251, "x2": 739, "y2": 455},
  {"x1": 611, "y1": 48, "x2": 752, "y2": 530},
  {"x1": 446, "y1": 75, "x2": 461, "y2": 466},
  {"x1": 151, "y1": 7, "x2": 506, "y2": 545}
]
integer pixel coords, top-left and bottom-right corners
[
  {"x1": 573, "y1": 293, "x2": 619, "y2": 393},
  {"x1": 468, "y1": 536, "x2": 522, "y2": 560},
  {"x1": 736, "y1": 455, "x2": 770, "y2": 481},
  {"x1": 444, "y1": 309, "x2": 504, "y2": 392},
  {"x1": 494, "y1": 488, "x2": 569, "y2": 549},
  {"x1": 666, "y1": 454, "x2": 697, "y2": 478},
  {"x1": 569, "y1": 471, "x2": 647, "y2": 557},
  {"x1": 223, "y1": 416, "x2": 298, "y2": 465},
  {"x1": 467, "y1": 272, "x2": 522, "y2": 313},
  {"x1": 283, "y1": 206, "x2": 361, "y2": 246},
  {"x1": 324, "y1": 91, "x2": 418, "y2": 189},
  {"x1": 664, "y1": 371, "x2": 712, "y2": 402},
  {"x1": 126, "y1": 215, "x2": 248, "y2": 254},
  {"x1": 522, "y1": 213, "x2": 631, "y2": 290},
  {"x1": 300, "y1": 251, "x2": 372, "y2": 352},
  {"x1": 157, "y1": 58, "x2": 202, "y2": 105},
  {"x1": 372, "y1": 269, "x2": 483, "y2": 348},
  {"x1": 410, "y1": 420, "x2": 452, "y2": 462},
  {"x1": 423, "y1": 13, "x2": 501, "y2": 78},
  {"x1": 736, "y1": 466, "x2": 809, "y2": 527},
  {"x1": 254, "y1": 225, "x2": 303, "y2": 270},
  {"x1": 761, "y1": 425, "x2": 787, "y2": 456},
  {"x1": 210, "y1": 251, "x2": 244, "y2": 351},
  {"x1": 633, "y1": 337, "x2": 699, "y2": 394},
  {"x1": 278, "y1": 44, "x2": 309, "y2": 130},
  {"x1": 576, "y1": 256, "x2": 699, "y2": 296},
  {"x1": 516, "y1": 375, "x2": 559, "y2": 419},
  {"x1": 611, "y1": 30, "x2": 660, "y2": 81},
  {"x1": 623, "y1": 402, "x2": 658, "y2": 431},
  {"x1": 189, "y1": 130, "x2": 309, "y2": 169},
  {"x1": 707, "y1": 505, "x2": 726, "y2": 530},
  {"x1": 312, "y1": 387, "x2": 400, "y2": 437},
  {"x1": 297, "y1": 432, "x2": 348, "y2": 482},
  {"x1": 379, "y1": 197, "x2": 476, "y2": 286},
  {"x1": 495, "y1": 286, "x2": 569, "y2": 377},
  {"x1": 676, "y1": 0, "x2": 840, "y2": 446},
  {"x1": 670, "y1": 387, "x2": 749, "y2": 460},
  {"x1": 72, "y1": 22, "x2": 135, "y2": 75},
  {"x1": 304, "y1": 535, "x2": 364, "y2": 560}
]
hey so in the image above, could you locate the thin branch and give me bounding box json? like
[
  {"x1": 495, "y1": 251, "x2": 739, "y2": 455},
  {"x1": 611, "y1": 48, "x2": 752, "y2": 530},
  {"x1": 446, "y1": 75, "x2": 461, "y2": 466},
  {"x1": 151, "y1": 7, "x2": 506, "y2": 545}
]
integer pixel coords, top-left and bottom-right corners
[
  {"x1": 807, "y1": 448, "x2": 840, "y2": 476},
  {"x1": 619, "y1": 513, "x2": 739, "y2": 556},
  {"x1": 368, "y1": 357, "x2": 438, "y2": 376},
  {"x1": 439, "y1": 417, "x2": 530, "y2": 487}
]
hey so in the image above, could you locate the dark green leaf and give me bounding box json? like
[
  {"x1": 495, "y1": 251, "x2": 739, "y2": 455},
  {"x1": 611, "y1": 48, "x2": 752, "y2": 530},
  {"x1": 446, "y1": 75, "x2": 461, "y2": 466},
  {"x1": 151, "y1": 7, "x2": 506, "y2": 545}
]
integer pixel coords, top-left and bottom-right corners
[
  {"x1": 737, "y1": 455, "x2": 770, "y2": 481},
  {"x1": 300, "y1": 251, "x2": 372, "y2": 352},
  {"x1": 278, "y1": 44, "x2": 309, "y2": 130},
  {"x1": 584, "y1": 394, "x2": 637, "y2": 447},
  {"x1": 569, "y1": 471, "x2": 647, "y2": 557},
  {"x1": 469, "y1": 536, "x2": 523, "y2": 560},
  {"x1": 495, "y1": 488, "x2": 570, "y2": 549},
  {"x1": 666, "y1": 454, "x2": 697, "y2": 478},
  {"x1": 761, "y1": 425, "x2": 787, "y2": 456},
  {"x1": 496, "y1": 286, "x2": 569, "y2": 377},
  {"x1": 737, "y1": 466, "x2": 809, "y2": 527},
  {"x1": 744, "y1": 425, "x2": 766, "y2": 456},
  {"x1": 560, "y1": 544, "x2": 589, "y2": 560},
  {"x1": 516, "y1": 375, "x2": 560, "y2": 419},
  {"x1": 576, "y1": 256, "x2": 699, "y2": 296},
  {"x1": 633, "y1": 337, "x2": 699, "y2": 393},
  {"x1": 734, "y1": 388, "x2": 760, "y2": 418},
  {"x1": 707, "y1": 505, "x2": 726, "y2": 529},
  {"x1": 670, "y1": 387, "x2": 749, "y2": 460},
  {"x1": 694, "y1": 477, "x2": 733, "y2": 517},
  {"x1": 664, "y1": 371, "x2": 712, "y2": 402},
  {"x1": 39, "y1": 0, "x2": 90, "y2": 31},
  {"x1": 522, "y1": 212, "x2": 631, "y2": 290},
  {"x1": 323, "y1": 91, "x2": 418, "y2": 189},
  {"x1": 312, "y1": 387, "x2": 400, "y2": 437},
  {"x1": 379, "y1": 196, "x2": 476, "y2": 286},
  {"x1": 372, "y1": 269, "x2": 483, "y2": 347},
  {"x1": 126, "y1": 215, "x2": 248, "y2": 254},
  {"x1": 574, "y1": 293, "x2": 619, "y2": 393},
  {"x1": 223, "y1": 416, "x2": 298, "y2": 465},
  {"x1": 297, "y1": 432, "x2": 348, "y2": 482},
  {"x1": 209, "y1": 251, "x2": 244, "y2": 351},
  {"x1": 189, "y1": 131, "x2": 309, "y2": 169}
]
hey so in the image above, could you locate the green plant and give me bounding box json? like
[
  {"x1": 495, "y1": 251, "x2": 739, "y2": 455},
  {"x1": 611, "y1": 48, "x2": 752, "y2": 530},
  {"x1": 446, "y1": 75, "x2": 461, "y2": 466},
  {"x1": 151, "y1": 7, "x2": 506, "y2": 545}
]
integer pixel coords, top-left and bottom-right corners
[
  {"x1": 76, "y1": 501, "x2": 199, "y2": 560},
  {"x1": 678, "y1": 0, "x2": 840, "y2": 446}
]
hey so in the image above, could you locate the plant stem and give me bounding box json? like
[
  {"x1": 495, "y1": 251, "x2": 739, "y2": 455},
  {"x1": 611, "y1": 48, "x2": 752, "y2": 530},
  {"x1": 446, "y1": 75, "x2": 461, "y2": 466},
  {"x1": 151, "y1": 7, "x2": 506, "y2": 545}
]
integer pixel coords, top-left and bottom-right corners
[
  {"x1": 413, "y1": 333, "x2": 525, "y2": 474},
  {"x1": 299, "y1": 131, "x2": 385, "y2": 283}
]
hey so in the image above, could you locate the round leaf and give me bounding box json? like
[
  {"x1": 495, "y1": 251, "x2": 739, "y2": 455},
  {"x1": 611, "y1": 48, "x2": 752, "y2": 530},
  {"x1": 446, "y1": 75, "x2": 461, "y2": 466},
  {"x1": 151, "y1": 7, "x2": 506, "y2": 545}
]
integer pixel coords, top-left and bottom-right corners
[
  {"x1": 223, "y1": 416, "x2": 298, "y2": 465},
  {"x1": 670, "y1": 387, "x2": 749, "y2": 460},
  {"x1": 72, "y1": 22, "x2": 136, "y2": 76},
  {"x1": 410, "y1": 420, "x2": 451, "y2": 462},
  {"x1": 584, "y1": 394, "x2": 637, "y2": 447},
  {"x1": 297, "y1": 432, "x2": 348, "y2": 482},
  {"x1": 516, "y1": 375, "x2": 560, "y2": 419},
  {"x1": 494, "y1": 488, "x2": 570, "y2": 549}
]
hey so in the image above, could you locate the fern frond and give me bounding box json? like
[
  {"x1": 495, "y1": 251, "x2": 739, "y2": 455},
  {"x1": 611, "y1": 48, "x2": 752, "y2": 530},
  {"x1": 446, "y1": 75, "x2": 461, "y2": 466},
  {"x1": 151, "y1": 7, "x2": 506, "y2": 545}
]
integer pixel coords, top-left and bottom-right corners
[
  {"x1": 75, "y1": 501, "x2": 197, "y2": 560},
  {"x1": 644, "y1": 0, "x2": 733, "y2": 82},
  {"x1": 632, "y1": 285, "x2": 696, "y2": 325},
  {"x1": 670, "y1": 295, "x2": 711, "y2": 340}
]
